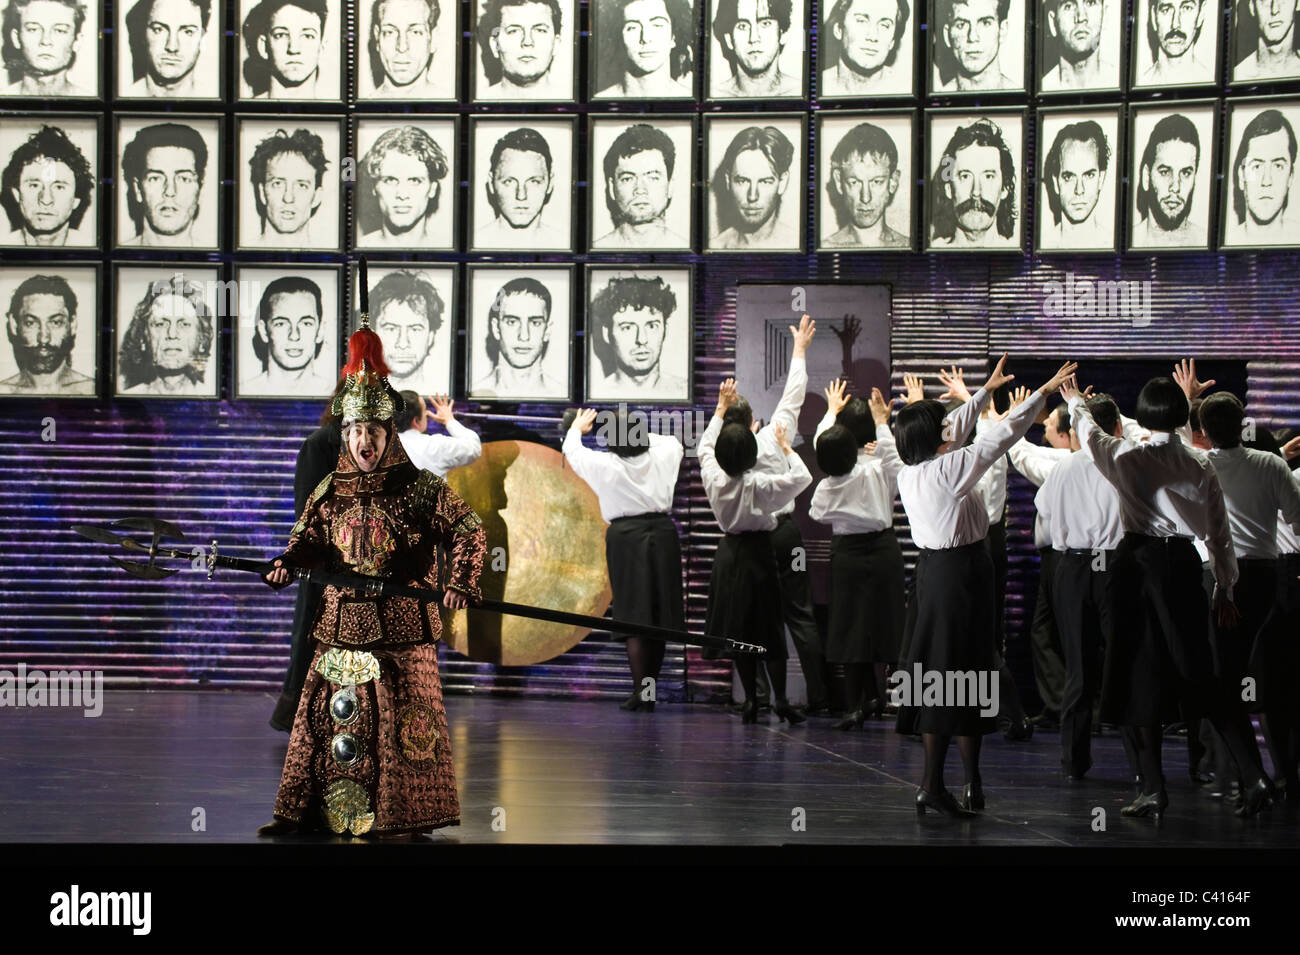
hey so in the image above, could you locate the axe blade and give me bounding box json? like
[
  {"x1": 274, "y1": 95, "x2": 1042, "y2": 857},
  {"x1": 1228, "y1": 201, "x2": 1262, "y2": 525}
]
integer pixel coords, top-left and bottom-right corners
[
  {"x1": 110, "y1": 555, "x2": 179, "y2": 580},
  {"x1": 112, "y1": 517, "x2": 186, "y2": 543}
]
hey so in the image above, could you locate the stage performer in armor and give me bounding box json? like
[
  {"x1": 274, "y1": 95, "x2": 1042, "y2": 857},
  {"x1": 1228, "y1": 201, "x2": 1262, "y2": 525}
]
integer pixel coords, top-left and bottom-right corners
[{"x1": 258, "y1": 326, "x2": 487, "y2": 837}]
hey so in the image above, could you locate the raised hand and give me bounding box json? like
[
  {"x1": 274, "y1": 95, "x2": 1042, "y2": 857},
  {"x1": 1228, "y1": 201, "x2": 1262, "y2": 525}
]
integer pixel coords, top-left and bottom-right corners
[
  {"x1": 574, "y1": 408, "x2": 599, "y2": 434},
  {"x1": 772, "y1": 420, "x2": 791, "y2": 454},
  {"x1": 899, "y1": 373, "x2": 924, "y2": 406},
  {"x1": 1173, "y1": 358, "x2": 1215, "y2": 401},
  {"x1": 790, "y1": 313, "x2": 816, "y2": 357},
  {"x1": 867, "y1": 386, "x2": 890, "y2": 426},
  {"x1": 716, "y1": 377, "x2": 738, "y2": 413},
  {"x1": 824, "y1": 378, "x2": 850, "y2": 417},
  {"x1": 938, "y1": 366, "x2": 971, "y2": 402},
  {"x1": 980, "y1": 354, "x2": 1015, "y2": 394},
  {"x1": 1283, "y1": 434, "x2": 1300, "y2": 461},
  {"x1": 1007, "y1": 385, "x2": 1032, "y2": 412},
  {"x1": 429, "y1": 393, "x2": 455, "y2": 426},
  {"x1": 1041, "y1": 362, "x2": 1080, "y2": 397},
  {"x1": 1058, "y1": 374, "x2": 1080, "y2": 403}
]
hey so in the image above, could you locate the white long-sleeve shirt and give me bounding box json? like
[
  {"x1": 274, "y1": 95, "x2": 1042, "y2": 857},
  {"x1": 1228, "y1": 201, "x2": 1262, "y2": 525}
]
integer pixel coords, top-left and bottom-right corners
[
  {"x1": 398, "y1": 420, "x2": 482, "y2": 477},
  {"x1": 898, "y1": 389, "x2": 1046, "y2": 550},
  {"x1": 1035, "y1": 451, "x2": 1125, "y2": 552},
  {"x1": 562, "y1": 426, "x2": 684, "y2": 522},
  {"x1": 808, "y1": 423, "x2": 902, "y2": 535},
  {"x1": 698, "y1": 414, "x2": 811, "y2": 533},
  {"x1": 1008, "y1": 437, "x2": 1073, "y2": 547},
  {"x1": 753, "y1": 356, "x2": 808, "y2": 518},
  {"x1": 1205, "y1": 445, "x2": 1300, "y2": 560},
  {"x1": 1067, "y1": 395, "x2": 1237, "y2": 593}
]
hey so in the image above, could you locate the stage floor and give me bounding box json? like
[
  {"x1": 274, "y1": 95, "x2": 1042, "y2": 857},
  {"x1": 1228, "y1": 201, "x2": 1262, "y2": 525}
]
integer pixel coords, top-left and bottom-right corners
[{"x1": 2, "y1": 690, "x2": 1295, "y2": 847}]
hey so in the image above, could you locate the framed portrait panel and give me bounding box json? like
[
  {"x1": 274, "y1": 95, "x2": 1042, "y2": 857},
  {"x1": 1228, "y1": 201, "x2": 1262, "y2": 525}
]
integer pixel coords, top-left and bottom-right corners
[
  {"x1": 706, "y1": 0, "x2": 808, "y2": 100},
  {"x1": 589, "y1": 0, "x2": 698, "y2": 100},
  {"x1": 1219, "y1": 97, "x2": 1300, "y2": 250},
  {"x1": 353, "y1": 116, "x2": 458, "y2": 252},
  {"x1": 816, "y1": 110, "x2": 915, "y2": 251},
  {"x1": 1130, "y1": 0, "x2": 1221, "y2": 90},
  {"x1": 358, "y1": 0, "x2": 459, "y2": 101},
  {"x1": 116, "y1": 0, "x2": 222, "y2": 100},
  {"x1": 471, "y1": 0, "x2": 576, "y2": 101},
  {"x1": 0, "y1": 114, "x2": 99, "y2": 250},
  {"x1": 923, "y1": 109, "x2": 1026, "y2": 252},
  {"x1": 0, "y1": 263, "x2": 99, "y2": 397},
  {"x1": 817, "y1": 0, "x2": 917, "y2": 98},
  {"x1": 705, "y1": 113, "x2": 806, "y2": 253},
  {"x1": 466, "y1": 263, "x2": 572, "y2": 402},
  {"x1": 2, "y1": 0, "x2": 101, "y2": 98},
  {"x1": 585, "y1": 266, "x2": 693, "y2": 404},
  {"x1": 237, "y1": 115, "x2": 343, "y2": 252},
  {"x1": 113, "y1": 263, "x2": 221, "y2": 399},
  {"x1": 1229, "y1": 0, "x2": 1300, "y2": 84},
  {"x1": 1035, "y1": 0, "x2": 1123, "y2": 94},
  {"x1": 348, "y1": 261, "x2": 457, "y2": 397},
  {"x1": 469, "y1": 116, "x2": 575, "y2": 253},
  {"x1": 235, "y1": 264, "x2": 340, "y2": 400},
  {"x1": 1035, "y1": 106, "x2": 1122, "y2": 253},
  {"x1": 115, "y1": 114, "x2": 221, "y2": 251},
  {"x1": 237, "y1": 0, "x2": 343, "y2": 101},
  {"x1": 588, "y1": 115, "x2": 695, "y2": 252},
  {"x1": 927, "y1": 0, "x2": 1028, "y2": 95},
  {"x1": 1127, "y1": 101, "x2": 1218, "y2": 252}
]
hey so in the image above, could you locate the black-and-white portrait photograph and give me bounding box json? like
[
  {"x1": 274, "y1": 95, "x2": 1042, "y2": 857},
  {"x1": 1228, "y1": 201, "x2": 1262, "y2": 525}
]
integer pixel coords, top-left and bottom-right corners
[
  {"x1": 706, "y1": 114, "x2": 805, "y2": 252},
  {"x1": 116, "y1": 115, "x2": 220, "y2": 250},
  {"x1": 2, "y1": 0, "x2": 99, "y2": 96},
  {"x1": 238, "y1": 117, "x2": 342, "y2": 252},
  {"x1": 818, "y1": 0, "x2": 914, "y2": 97},
  {"x1": 1221, "y1": 99, "x2": 1300, "y2": 249},
  {"x1": 929, "y1": 0, "x2": 1026, "y2": 93},
  {"x1": 472, "y1": 0, "x2": 575, "y2": 100},
  {"x1": 354, "y1": 118, "x2": 456, "y2": 251},
  {"x1": 817, "y1": 112, "x2": 914, "y2": 250},
  {"x1": 925, "y1": 111, "x2": 1024, "y2": 250},
  {"x1": 1036, "y1": 0, "x2": 1121, "y2": 92},
  {"x1": 467, "y1": 265, "x2": 571, "y2": 401},
  {"x1": 589, "y1": 117, "x2": 693, "y2": 251},
  {"x1": 1131, "y1": 0, "x2": 1221, "y2": 88},
  {"x1": 117, "y1": 0, "x2": 221, "y2": 99},
  {"x1": 0, "y1": 116, "x2": 97, "y2": 249},
  {"x1": 351, "y1": 263, "x2": 456, "y2": 396},
  {"x1": 1036, "y1": 108, "x2": 1120, "y2": 252},
  {"x1": 238, "y1": 0, "x2": 341, "y2": 100},
  {"x1": 586, "y1": 267, "x2": 691, "y2": 403},
  {"x1": 590, "y1": 0, "x2": 696, "y2": 99},
  {"x1": 358, "y1": 0, "x2": 458, "y2": 101},
  {"x1": 470, "y1": 117, "x2": 574, "y2": 252},
  {"x1": 1231, "y1": 0, "x2": 1300, "y2": 83},
  {"x1": 1128, "y1": 104, "x2": 1217, "y2": 251},
  {"x1": 0, "y1": 265, "x2": 97, "y2": 397},
  {"x1": 114, "y1": 265, "x2": 220, "y2": 398},
  {"x1": 236, "y1": 264, "x2": 339, "y2": 399},
  {"x1": 707, "y1": 0, "x2": 806, "y2": 98}
]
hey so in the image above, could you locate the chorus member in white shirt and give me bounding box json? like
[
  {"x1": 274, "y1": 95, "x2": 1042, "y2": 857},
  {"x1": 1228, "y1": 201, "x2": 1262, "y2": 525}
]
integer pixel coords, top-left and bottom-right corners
[
  {"x1": 396, "y1": 391, "x2": 482, "y2": 478},
  {"x1": 894, "y1": 355, "x2": 1078, "y2": 818},
  {"x1": 1062, "y1": 374, "x2": 1277, "y2": 818},
  {"x1": 563, "y1": 406, "x2": 685, "y2": 712},
  {"x1": 1267, "y1": 426, "x2": 1300, "y2": 794},
  {"x1": 810, "y1": 382, "x2": 903, "y2": 729},
  {"x1": 700, "y1": 375, "x2": 812, "y2": 725}
]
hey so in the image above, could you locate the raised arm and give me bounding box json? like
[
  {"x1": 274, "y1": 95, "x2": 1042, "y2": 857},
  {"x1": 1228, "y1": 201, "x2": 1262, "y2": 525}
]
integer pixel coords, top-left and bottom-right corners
[
  {"x1": 768, "y1": 314, "x2": 815, "y2": 438},
  {"x1": 751, "y1": 421, "x2": 812, "y2": 514},
  {"x1": 1062, "y1": 376, "x2": 1124, "y2": 482},
  {"x1": 562, "y1": 408, "x2": 612, "y2": 488}
]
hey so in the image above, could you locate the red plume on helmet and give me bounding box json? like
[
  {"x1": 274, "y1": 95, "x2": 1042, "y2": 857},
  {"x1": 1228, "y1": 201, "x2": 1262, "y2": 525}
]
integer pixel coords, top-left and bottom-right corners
[{"x1": 340, "y1": 326, "x2": 389, "y2": 379}]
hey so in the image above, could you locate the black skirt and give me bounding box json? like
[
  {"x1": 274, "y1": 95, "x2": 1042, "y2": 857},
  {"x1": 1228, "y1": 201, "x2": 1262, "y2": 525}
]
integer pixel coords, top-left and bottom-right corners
[
  {"x1": 605, "y1": 513, "x2": 685, "y2": 633},
  {"x1": 702, "y1": 530, "x2": 787, "y2": 661},
  {"x1": 826, "y1": 529, "x2": 905, "y2": 664},
  {"x1": 894, "y1": 540, "x2": 998, "y2": 737}
]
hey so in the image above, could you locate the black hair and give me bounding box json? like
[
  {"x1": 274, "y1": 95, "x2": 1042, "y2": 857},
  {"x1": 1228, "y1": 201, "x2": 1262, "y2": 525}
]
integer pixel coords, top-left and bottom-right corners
[
  {"x1": 1050, "y1": 403, "x2": 1071, "y2": 435},
  {"x1": 721, "y1": 394, "x2": 753, "y2": 430},
  {"x1": 894, "y1": 399, "x2": 948, "y2": 465},
  {"x1": 560, "y1": 407, "x2": 578, "y2": 434},
  {"x1": 1134, "y1": 376, "x2": 1189, "y2": 431},
  {"x1": 606, "y1": 409, "x2": 650, "y2": 458},
  {"x1": 836, "y1": 396, "x2": 877, "y2": 447},
  {"x1": 1199, "y1": 391, "x2": 1244, "y2": 449},
  {"x1": 1188, "y1": 397, "x2": 1203, "y2": 433},
  {"x1": 1245, "y1": 426, "x2": 1280, "y2": 456},
  {"x1": 399, "y1": 389, "x2": 423, "y2": 429},
  {"x1": 816, "y1": 424, "x2": 858, "y2": 477},
  {"x1": 1085, "y1": 393, "x2": 1120, "y2": 437},
  {"x1": 715, "y1": 421, "x2": 758, "y2": 476}
]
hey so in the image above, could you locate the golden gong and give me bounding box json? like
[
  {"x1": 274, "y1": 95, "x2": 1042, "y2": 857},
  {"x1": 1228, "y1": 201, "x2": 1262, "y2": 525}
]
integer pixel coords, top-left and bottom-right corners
[{"x1": 442, "y1": 440, "x2": 611, "y2": 666}]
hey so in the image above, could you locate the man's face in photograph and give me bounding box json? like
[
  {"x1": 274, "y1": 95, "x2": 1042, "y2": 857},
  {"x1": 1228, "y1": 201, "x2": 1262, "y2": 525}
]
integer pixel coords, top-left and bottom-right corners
[
  {"x1": 947, "y1": 142, "x2": 1005, "y2": 234},
  {"x1": 375, "y1": 297, "x2": 433, "y2": 376},
  {"x1": 608, "y1": 148, "x2": 671, "y2": 224},
  {"x1": 835, "y1": 0, "x2": 900, "y2": 72},
  {"x1": 492, "y1": 290, "x2": 548, "y2": 368},
  {"x1": 373, "y1": 149, "x2": 436, "y2": 231},
  {"x1": 489, "y1": 146, "x2": 551, "y2": 227},
  {"x1": 608, "y1": 304, "x2": 666, "y2": 375},
  {"x1": 12, "y1": 0, "x2": 80, "y2": 75},
  {"x1": 134, "y1": 145, "x2": 201, "y2": 235},
  {"x1": 725, "y1": 147, "x2": 787, "y2": 230},
  {"x1": 260, "y1": 290, "x2": 321, "y2": 371},
  {"x1": 1050, "y1": 0, "x2": 1103, "y2": 59},
  {"x1": 146, "y1": 293, "x2": 200, "y2": 372},
  {"x1": 258, "y1": 151, "x2": 320, "y2": 234},
  {"x1": 144, "y1": 0, "x2": 206, "y2": 82},
  {"x1": 1238, "y1": 127, "x2": 1293, "y2": 224},
  {"x1": 375, "y1": 0, "x2": 434, "y2": 85},
  {"x1": 619, "y1": 0, "x2": 674, "y2": 75},
  {"x1": 261, "y1": 3, "x2": 322, "y2": 85},
  {"x1": 1053, "y1": 138, "x2": 1104, "y2": 224},
  {"x1": 1250, "y1": 0, "x2": 1297, "y2": 46},
  {"x1": 1145, "y1": 136, "x2": 1197, "y2": 229},
  {"x1": 9, "y1": 291, "x2": 73, "y2": 374},
  {"x1": 945, "y1": 0, "x2": 1004, "y2": 76},
  {"x1": 833, "y1": 151, "x2": 897, "y2": 229},
  {"x1": 724, "y1": 0, "x2": 783, "y2": 75},
  {"x1": 14, "y1": 157, "x2": 78, "y2": 233},
  {"x1": 1151, "y1": 0, "x2": 1201, "y2": 60},
  {"x1": 491, "y1": 2, "x2": 558, "y2": 83}
]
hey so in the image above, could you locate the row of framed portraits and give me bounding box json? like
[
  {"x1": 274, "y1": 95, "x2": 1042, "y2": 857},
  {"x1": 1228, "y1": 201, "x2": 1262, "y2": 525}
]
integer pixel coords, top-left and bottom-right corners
[
  {"x1": 3, "y1": 99, "x2": 1296, "y2": 254},
  {"x1": 3, "y1": 0, "x2": 1300, "y2": 105},
  {"x1": 0, "y1": 262, "x2": 696, "y2": 403}
]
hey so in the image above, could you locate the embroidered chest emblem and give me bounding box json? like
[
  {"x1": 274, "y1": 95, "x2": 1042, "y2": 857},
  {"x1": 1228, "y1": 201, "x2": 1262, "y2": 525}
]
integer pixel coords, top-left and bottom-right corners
[
  {"x1": 397, "y1": 703, "x2": 439, "y2": 769},
  {"x1": 333, "y1": 501, "x2": 396, "y2": 576}
]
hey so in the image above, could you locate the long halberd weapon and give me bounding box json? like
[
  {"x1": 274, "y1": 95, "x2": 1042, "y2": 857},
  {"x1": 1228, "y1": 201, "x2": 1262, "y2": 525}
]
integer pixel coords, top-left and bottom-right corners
[{"x1": 72, "y1": 518, "x2": 766, "y2": 655}]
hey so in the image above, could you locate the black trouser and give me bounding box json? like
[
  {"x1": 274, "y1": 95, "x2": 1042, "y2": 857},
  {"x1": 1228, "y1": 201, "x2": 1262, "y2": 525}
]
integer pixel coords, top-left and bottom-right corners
[
  {"x1": 985, "y1": 517, "x2": 1027, "y2": 724},
  {"x1": 756, "y1": 513, "x2": 829, "y2": 708},
  {"x1": 1053, "y1": 550, "x2": 1113, "y2": 774},
  {"x1": 1029, "y1": 547, "x2": 1067, "y2": 717}
]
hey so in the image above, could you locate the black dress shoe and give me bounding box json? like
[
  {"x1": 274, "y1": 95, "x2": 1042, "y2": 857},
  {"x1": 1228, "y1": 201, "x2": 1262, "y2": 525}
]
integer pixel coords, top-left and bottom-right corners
[
  {"x1": 960, "y1": 781, "x2": 985, "y2": 811},
  {"x1": 1235, "y1": 778, "x2": 1276, "y2": 818},
  {"x1": 1062, "y1": 760, "x2": 1092, "y2": 781},
  {"x1": 774, "y1": 701, "x2": 806, "y2": 725},
  {"x1": 1121, "y1": 790, "x2": 1169, "y2": 818},
  {"x1": 619, "y1": 691, "x2": 642, "y2": 711},
  {"x1": 1189, "y1": 770, "x2": 1215, "y2": 786},
  {"x1": 915, "y1": 787, "x2": 976, "y2": 818},
  {"x1": 834, "y1": 709, "x2": 866, "y2": 731},
  {"x1": 1003, "y1": 719, "x2": 1033, "y2": 742},
  {"x1": 741, "y1": 700, "x2": 759, "y2": 724},
  {"x1": 1029, "y1": 712, "x2": 1061, "y2": 732}
]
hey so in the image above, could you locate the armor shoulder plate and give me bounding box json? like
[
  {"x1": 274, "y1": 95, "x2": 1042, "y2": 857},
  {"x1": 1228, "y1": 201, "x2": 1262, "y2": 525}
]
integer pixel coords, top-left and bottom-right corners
[
  {"x1": 409, "y1": 470, "x2": 449, "y2": 519},
  {"x1": 292, "y1": 473, "x2": 335, "y2": 537}
]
